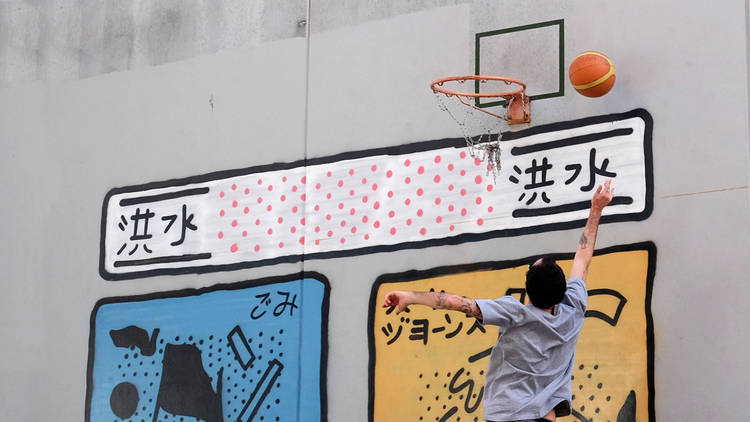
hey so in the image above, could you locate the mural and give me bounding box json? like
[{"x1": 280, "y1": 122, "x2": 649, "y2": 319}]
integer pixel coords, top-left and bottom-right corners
[
  {"x1": 86, "y1": 273, "x2": 329, "y2": 422},
  {"x1": 369, "y1": 242, "x2": 655, "y2": 422},
  {"x1": 100, "y1": 109, "x2": 653, "y2": 280}
]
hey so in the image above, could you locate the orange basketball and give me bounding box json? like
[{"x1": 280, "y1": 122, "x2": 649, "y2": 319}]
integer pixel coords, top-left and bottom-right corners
[{"x1": 569, "y1": 51, "x2": 616, "y2": 97}]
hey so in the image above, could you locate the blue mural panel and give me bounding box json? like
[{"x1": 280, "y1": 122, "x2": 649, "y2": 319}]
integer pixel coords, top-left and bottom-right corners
[{"x1": 86, "y1": 273, "x2": 329, "y2": 422}]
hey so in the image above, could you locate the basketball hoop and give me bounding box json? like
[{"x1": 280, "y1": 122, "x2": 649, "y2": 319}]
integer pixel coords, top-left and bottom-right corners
[{"x1": 430, "y1": 75, "x2": 530, "y2": 178}]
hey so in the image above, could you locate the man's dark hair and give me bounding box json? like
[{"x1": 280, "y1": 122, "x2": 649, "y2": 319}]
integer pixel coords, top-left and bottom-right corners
[{"x1": 525, "y1": 256, "x2": 567, "y2": 309}]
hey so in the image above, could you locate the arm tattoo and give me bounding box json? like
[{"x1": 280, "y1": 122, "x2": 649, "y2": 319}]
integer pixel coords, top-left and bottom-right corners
[
  {"x1": 460, "y1": 298, "x2": 482, "y2": 320},
  {"x1": 579, "y1": 232, "x2": 588, "y2": 248},
  {"x1": 436, "y1": 292, "x2": 446, "y2": 308}
]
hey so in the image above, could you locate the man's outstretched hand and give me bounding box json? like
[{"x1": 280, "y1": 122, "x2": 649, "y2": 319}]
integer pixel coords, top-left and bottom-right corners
[
  {"x1": 592, "y1": 179, "x2": 614, "y2": 211},
  {"x1": 383, "y1": 291, "x2": 412, "y2": 314}
]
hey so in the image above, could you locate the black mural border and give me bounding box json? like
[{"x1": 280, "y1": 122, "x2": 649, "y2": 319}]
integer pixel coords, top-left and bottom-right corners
[
  {"x1": 85, "y1": 271, "x2": 330, "y2": 422},
  {"x1": 99, "y1": 108, "x2": 653, "y2": 280},
  {"x1": 366, "y1": 241, "x2": 656, "y2": 422}
]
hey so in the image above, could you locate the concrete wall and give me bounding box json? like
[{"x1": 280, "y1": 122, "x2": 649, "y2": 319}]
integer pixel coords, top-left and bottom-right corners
[{"x1": 1, "y1": 1, "x2": 749, "y2": 421}]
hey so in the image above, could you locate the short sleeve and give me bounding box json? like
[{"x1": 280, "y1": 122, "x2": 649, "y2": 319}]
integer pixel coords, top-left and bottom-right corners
[
  {"x1": 562, "y1": 276, "x2": 588, "y2": 311},
  {"x1": 475, "y1": 296, "x2": 523, "y2": 332}
]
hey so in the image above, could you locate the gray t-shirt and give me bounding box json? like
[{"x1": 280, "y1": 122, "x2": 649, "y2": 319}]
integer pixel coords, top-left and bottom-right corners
[{"x1": 475, "y1": 276, "x2": 587, "y2": 421}]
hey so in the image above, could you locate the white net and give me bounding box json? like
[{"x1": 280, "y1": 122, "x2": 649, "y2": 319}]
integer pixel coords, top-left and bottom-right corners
[{"x1": 434, "y1": 90, "x2": 510, "y2": 180}]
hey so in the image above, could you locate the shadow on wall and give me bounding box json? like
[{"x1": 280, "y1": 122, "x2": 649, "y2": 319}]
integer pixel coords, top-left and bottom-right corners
[{"x1": 0, "y1": 0, "x2": 307, "y2": 86}]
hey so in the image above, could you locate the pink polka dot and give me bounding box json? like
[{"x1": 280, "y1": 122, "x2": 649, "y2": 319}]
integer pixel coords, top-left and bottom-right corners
[
  {"x1": 338, "y1": 180, "x2": 344, "y2": 188},
  {"x1": 460, "y1": 169, "x2": 467, "y2": 176},
  {"x1": 460, "y1": 189, "x2": 467, "y2": 196},
  {"x1": 327, "y1": 171, "x2": 332, "y2": 177},
  {"x1": 231, "y1": 220, "x2": 238, "y2": 227},
  {"x1": 255, "y1": 219, "x2": 261, "y2": 226},
  {"x1": 299, "y1": 236, "x2": 305, "y2": 244},
  {"x1": 476, "y1": 196, "x2": 483, "y2": 205},
  {"x1": 293, "y1": 206, "x2": 299, "y2": 213},
  {"x1": 448, "y1": 164, "x2": 455, "y2": 171},
  {"x1": 434, "y1": 175, "x2": 441, "y2": 183},
  {"x1": 327, "y1": 230, "x2": 333, "y2": 238},
  {"x1": 267, "y1": 185, "x2": 273, "y2": 191},
  {"x1": 254, "y1": 244, "x2": 260, "y2": 252},
  {"x1": 434, "y1": 155, "x2": 442, "y2": 164},
  {"x1": 280, "y1": 194, "x2": 286, "y2": 202},
  {"x1": 435, "y1": 198, "x2": 441, "y2": 205},
  {"x1": 386, "y1": 170, "x2": 393, "y2": 178},
  {"x1": 350, "y1": 208, "x2": 356, "y2": 215},
  {"x1": 477, "y1": 218, "x2": 484, "y2": 226},
  {"x1": 448, "y1": 205, "x2": 455, "y2": 212},
  {"x1": 350, "y1": 226, "x2": 357, "y2": 234},
  {"x1": 374, "y1": 201, "x2": 380, "y2": 210},
  {"x1": 404, "y1": 177, "x2": 411, "y2": 184},
  {"x1": 475, "y1": 175, "x2": 483, "y2": 184},
  {"x1": 406, "y1": 218, "x2": 412, "y2": 226},
  {"x1": 349, "y1": 189, "x2": 355, "y2": 196},
  {"x1": 362, "y1": 216, "x2": 369, "y2": 223},
  {"x1": 388, "y1": 210, "x2": 395, "y2": 218},
  {"x1": 460, "y1": 151, "x2": 467, "y2": 159},
  {"x1": 448, "y1": 184, "x2": 454, "y2": 191},
  {"x1": 340, "y1": 220, "x2": 346, "y2": 227},
  {"x1": 243, "y1": 207, "x2": 249, "y2": 214},
  {"x1": 257, "y1": 179, "x2": 263, "y2": 185},
  {"x1": 282, "y1": 176, "x2": 287, "y2": 182},
  {"x1": 279, "y1": 242, "x2": 284, "y2": 248},
  {"x1": 301, "y1": 194, "x2": 306, "y2": 201},
  {"x1": 404, "y1": 159, "x2": 411, "y2": 167},
  {"x1": 315, "y1": 240, "x2": 320, "y2": 245},
  {"x1": 416, "y1": 188, "x2": 424, "y2": 196},
  {"x1": 488, "y1": 206, "x2": 494, "y2": 213},
  {"x1": 267, "y1": 205, "x2": 272, "y2": 211},
  {"x1": 326, "y1": 193, "x2": 332, "y2": 199},
  {"x1": 315, "y1": 226, "x2": 321, "y2": 233},
  {"x1": 315, "y1": 183, "x2": 321, "y2": 190},
  {"x1": 277, "y1": 217, "x2": 283, "y2": 224},
  {"x1": 291, "y1": 226, "x2": 297, "y2": 233},
  {"x1": 232, "y1": 200, "x2": 238, "y2": 208},
  {"x1": 371, "y1": 183, "x2": 378, "y2": 191},
  {"x1": 390, "y1": 227, "x2": 397, "y2": 235},
  {"x1": 220, "y1": 210, "x2": 225, "y2": 217},
  {"x1": 338, "y1": 203, "x2": 344, "y2": 210},
  {"x1": 387, "y1": 190, "x2": 394, "y2": 198},
  {"x1": 475, "y1": 158, "x2": 482, "y2": 166},
  {"x1": 418, "y1": 166, "x2": 425, "y2": 175},
  {"x1": 242, "y1": 230, "x2": 247, "y2": 237},
  {"x1": 487, "y1": 184, "x2": 494, "y2": 192},
  {"x1": 301, "y1": 176, "x2": 306, "y2": 184},
  {"x1": 417, "y1": 209, "x2": 424, "y2": 217},
  {"x1": 292, "y1": 186, "x2": 298, "y2": 192},
  {"x1": 230, "y1": 243, "x2": 238, "y2": 253},
  {"x1": 420, "y1": 227, "x2": 427, "y2": 235},
  {"x1": 340, "y1": 237, "x2": 346, "y2": 244},
  {"x1": 267, "y1": 228, "x2": 273, "y2": 235},
  {"x1": 374, "y1": 221, "x2": 380, "y2": 228},
  {"x1": 365, "y1": 234, "x2": 370, "y2": 240},
  {"x1": 361, "y1": 178, "x2": 367, "y2": 185},
  {"x1": 218, "y1": 232, "x2": 224, "y2": 239},
  {"x1": 436, "y1": 216, "x2": 443, "y2": 223},
  {"x1": 244, "y1": 188, "x2": 250, "y2": 194},
  {"x1": 405, "y1": 198, "x2": 411, "y2": 205},
  {"x1": 362, "y1": 195, "x2": 369, "y2": 203},
  {"x1": 349, "y1": 169, "x2": 355, "y2": 176},
  {"x1": 449, "y1": 225, "x2": 455, "y2": 231},
  {"x1": 314, "y1": 204, "x2": 320, "y2": 211},
  {"x1": 326, "y1": 214, "x2": 332, "y2": 220},
  {"x1": 371, "y1": 165, "x2": 377, "y2": 172},
  {"x1": 232, "y1": 184, "x2": 237, "y2": 190},
  {"x1": 461, "y1": 208, "x2": 467, "y2": 216},
  {"x1": 257, "y1": 197, "x2": 263, "y2": 204},
  {"x1": 220, "y1": 191, "x2": 225, "y2": 198}
]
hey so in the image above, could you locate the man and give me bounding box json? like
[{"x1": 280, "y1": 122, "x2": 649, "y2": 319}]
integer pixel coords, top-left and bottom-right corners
[{"x1": 382, "y1": 180, "x2": 615, "y2": 422}]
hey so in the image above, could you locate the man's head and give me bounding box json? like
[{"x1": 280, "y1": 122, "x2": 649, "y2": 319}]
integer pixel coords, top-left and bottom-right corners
[{"x1": 525, "y1": 256, "x2": 566, "y2": 309}]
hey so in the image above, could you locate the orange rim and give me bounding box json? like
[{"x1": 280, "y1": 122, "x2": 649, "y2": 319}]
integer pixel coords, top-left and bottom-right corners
[{"x1": 430, "y1": 75, "x2": 526, "y2": 98}]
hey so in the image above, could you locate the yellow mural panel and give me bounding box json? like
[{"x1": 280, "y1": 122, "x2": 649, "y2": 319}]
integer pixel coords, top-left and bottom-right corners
[{"x1": 370, "y1": 243, "x2": 654, "y2": 422}]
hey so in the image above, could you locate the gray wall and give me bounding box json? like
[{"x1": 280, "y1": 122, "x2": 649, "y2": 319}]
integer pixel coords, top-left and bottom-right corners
[{"x1": 1, "y1": 1, "x2": 749, "y2": 421}]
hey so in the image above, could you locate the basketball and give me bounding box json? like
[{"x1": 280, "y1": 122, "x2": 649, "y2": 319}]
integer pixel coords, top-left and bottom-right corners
[{"x1": 569, "y1": 51, "x2": 616, "y2": 97}]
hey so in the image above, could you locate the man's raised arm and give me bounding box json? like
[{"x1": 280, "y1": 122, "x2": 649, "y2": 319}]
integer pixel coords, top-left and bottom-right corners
[
  {"x1": 382, "y1": 290, "x2": 483, "y2": 320},
  {"x1": 569, "y1": 180, "x2": 615, "y2": 281}
]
